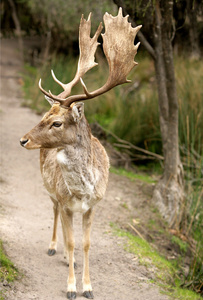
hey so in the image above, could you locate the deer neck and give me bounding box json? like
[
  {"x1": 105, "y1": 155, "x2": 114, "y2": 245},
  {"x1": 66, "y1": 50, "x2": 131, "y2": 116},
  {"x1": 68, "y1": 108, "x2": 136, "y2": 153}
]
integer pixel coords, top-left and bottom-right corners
[
  {"x1": 56, "y1": 118, "x2": 95, "y2": 200},
  {"x1": 57, "y1": 118, "x2": 92, "y2": 171}
]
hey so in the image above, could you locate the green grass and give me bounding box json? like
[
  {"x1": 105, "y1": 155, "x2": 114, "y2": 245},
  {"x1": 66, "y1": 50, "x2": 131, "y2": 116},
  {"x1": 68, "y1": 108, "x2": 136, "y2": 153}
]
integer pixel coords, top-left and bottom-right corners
[
  {"x1": 167, "y1": 286, "x2": 202, "y2": 300},
  {"x1": 110, "y1": 166, "x2": 157, "y2": 184},
  {"x1": 120, "y1": 202, "x2": 129, "y2": 210},
  {"x1": 0, "y1": 240, "x2": 18, "y2": 283},
  {"x1": 171, "y1": 236, "x2": 188, "y2": 254},
  {"x1": 110, "y1": 223, "x2": 202, "y2": 300},
  {"x1": 0, "y1": 240, "x2": 18, "y2": 299}
]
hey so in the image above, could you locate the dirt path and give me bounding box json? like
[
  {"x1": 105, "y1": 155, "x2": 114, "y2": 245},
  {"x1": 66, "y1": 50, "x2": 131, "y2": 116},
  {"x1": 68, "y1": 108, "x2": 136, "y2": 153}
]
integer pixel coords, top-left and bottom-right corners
[{"x1": 0, "y1": 39, "x2": 169, "y2": 300}]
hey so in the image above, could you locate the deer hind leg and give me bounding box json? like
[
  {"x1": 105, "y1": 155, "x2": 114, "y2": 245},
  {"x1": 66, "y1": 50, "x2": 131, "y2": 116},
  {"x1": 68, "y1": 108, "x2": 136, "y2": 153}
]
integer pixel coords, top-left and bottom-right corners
[
  {"x1": 48, "y1": 198, "x2": 59, "y2": 256},
  {"x1": 82, "y1": 208, "x2": 94, "y2": 299},
  {"x1": 60, "y1": 207, "x2": 76, "y2": 299}
]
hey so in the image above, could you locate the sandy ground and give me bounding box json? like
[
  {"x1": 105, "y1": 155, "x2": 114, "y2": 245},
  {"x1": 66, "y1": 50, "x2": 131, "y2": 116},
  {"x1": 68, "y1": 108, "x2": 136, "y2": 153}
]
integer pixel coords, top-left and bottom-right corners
[{"x1": 0, "y1": 39, "x2": 169, "y2": 300}]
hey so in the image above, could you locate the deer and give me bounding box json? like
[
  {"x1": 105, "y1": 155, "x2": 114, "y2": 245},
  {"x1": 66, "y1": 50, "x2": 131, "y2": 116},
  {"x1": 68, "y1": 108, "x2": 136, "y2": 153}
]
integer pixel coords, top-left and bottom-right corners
[{"x1": 20, "y1": 8, "x2": 141, "y2": 299}]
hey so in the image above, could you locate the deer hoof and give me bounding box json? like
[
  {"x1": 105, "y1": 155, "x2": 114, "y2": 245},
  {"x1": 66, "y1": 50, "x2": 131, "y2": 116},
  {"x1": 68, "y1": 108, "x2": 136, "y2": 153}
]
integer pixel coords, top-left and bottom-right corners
[
  {"x1": 83, "y1": 291, "x2": 94, "y2": 299},
  {"x1": 48, "y1": 249, "x2": 56, "y2": 256},
  {"x1": 67, "y1": 291, "x2": 77, "y2": 299}
]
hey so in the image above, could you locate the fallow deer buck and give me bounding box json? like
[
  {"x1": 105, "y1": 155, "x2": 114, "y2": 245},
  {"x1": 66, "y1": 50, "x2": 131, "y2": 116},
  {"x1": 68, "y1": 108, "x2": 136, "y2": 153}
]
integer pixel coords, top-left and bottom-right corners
[{"x1": 20, "y1": 8, "x2": 141, "y2": 299}]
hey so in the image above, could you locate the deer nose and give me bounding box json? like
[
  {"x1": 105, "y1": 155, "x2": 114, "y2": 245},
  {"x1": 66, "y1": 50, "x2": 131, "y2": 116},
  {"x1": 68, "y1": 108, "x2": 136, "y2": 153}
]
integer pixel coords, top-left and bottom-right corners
[{"x1": 20, "y1": 138, "x2": 29, "y2": 147}]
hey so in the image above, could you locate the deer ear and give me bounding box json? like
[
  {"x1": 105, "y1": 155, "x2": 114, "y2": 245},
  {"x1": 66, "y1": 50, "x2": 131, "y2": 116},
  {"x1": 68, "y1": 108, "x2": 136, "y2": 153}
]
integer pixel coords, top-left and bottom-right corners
[
  {"x1": 71, "y1": 102, "x2": 84, "y2": 123},
  {"x1": 45, "y1": 95, "x2": 59, "y2": 106}
]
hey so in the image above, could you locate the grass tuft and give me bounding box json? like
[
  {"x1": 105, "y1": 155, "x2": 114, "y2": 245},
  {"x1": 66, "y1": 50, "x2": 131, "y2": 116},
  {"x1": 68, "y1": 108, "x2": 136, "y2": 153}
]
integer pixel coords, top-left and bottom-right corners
[
  {"x1": 110, "y1": 166, "x2": 157, "y2": 184},
  {"x1": 171, "y1": 236, "x2": 188, "y2": 254},
  {"x1": 0, "y1": 240, "x2": 18, "y2": 283}
]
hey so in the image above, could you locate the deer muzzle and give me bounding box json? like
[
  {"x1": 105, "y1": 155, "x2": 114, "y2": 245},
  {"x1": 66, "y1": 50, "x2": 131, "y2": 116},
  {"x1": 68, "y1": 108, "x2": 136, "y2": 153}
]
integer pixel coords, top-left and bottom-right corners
[{"x1": 20, "y1": 138, "x2": 29, "y2": 147}]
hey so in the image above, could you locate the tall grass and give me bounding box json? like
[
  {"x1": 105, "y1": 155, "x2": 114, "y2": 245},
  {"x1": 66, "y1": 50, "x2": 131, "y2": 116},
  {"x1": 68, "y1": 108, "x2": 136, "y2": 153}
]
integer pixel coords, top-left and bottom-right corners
[{"x1": 176, "y1": 57, "x2": 203, "y2": 161}]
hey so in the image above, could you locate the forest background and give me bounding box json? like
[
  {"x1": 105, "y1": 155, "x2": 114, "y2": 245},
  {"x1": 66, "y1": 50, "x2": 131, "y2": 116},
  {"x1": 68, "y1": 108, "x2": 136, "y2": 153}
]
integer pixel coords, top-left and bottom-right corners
[{"x1": 0, "y1": 0, "x2": 203, "y2": 298}]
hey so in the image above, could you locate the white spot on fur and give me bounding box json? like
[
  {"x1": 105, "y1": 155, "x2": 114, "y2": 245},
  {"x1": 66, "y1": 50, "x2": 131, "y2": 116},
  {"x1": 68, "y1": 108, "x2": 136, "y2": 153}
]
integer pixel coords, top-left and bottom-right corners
[
  {"x1": 57, "y1": 149, "x2": 68, "y2": 165},
  {"x1": 83, "y1": 283, "x2": 92, "y2": 293},
  {"x1": 49, "y1": 241, "x2": 57, "y2": 251},
  {"x1": 65, "y1": 199, "x2": 90, "y2": 213},
  {"x1": 67, "y1": 282, "x2": 77, "y2": 292},
  {"x1": 82, "y1": 202, "x2": 90, "y2": 212}
]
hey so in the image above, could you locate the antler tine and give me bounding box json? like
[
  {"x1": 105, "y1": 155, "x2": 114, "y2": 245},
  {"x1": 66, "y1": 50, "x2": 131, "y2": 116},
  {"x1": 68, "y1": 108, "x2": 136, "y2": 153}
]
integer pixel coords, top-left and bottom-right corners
[
  {"x1": 51, "y1": 70, "x2": 66, "y2": 90},
  {"x1": 39, "y1": 79, "x2": 49, "y2": 97},
  {"x1": 39, "y1": 79, "x2": 53, "y2": 99},
  {"x1": 80, "y1": 78, "x2": 92, "y2": 97},
  {"x1": 38, "y1": 13, "x2": 103, "y2": 102},
  {"x1": 38, "y1": 78, "x2": 65, "y2": 104}
]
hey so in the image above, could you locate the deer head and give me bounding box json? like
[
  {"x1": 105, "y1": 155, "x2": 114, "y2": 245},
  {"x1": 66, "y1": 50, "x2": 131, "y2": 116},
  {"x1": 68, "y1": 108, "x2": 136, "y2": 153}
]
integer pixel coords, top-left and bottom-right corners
[
  {"x1": 20, "y1": 8, "x2": 142, "y2": 149},
  {"x1": 20, "y1": 102, "x2": 87, "y2": 149}
]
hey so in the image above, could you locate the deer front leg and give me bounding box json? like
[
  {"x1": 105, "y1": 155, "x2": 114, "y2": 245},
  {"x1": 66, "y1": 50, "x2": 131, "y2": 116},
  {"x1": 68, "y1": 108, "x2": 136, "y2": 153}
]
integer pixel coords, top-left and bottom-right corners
[
  {"x1": 60, "y1": 208, "x2": 76, "y2": 299},
  {"x1": 48, "y1": 198, "x2": 59, "y2": 256},
  {"x1": 60, "y1": 213, "x2": 76, "y2": 268},
  {"x1": 82, "y1": 208, "x2": 94, "y2": 299}
]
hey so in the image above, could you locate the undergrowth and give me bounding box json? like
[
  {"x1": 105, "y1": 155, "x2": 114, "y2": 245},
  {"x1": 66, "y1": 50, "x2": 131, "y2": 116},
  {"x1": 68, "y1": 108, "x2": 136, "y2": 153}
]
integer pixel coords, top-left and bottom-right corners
[
  {"x1": 110, "y1": 166, "x2": 203, "y2": 297},
  {"x1": 110, "y1": 223, "x2": 202, "y2": 300}
]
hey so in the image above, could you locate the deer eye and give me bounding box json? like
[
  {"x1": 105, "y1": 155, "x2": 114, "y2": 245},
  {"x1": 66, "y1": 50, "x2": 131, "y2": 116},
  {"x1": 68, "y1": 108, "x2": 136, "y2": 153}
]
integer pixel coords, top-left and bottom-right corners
[{"x1": 52, "y1": 121, "x2": 62, "y2": 128}]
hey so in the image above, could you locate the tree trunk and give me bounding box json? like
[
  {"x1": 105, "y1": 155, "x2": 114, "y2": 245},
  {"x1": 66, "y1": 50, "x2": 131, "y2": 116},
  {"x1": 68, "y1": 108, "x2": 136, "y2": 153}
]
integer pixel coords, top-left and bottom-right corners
[
  {"x1": 8, "y1": 0, "x2": 24, "y2": 62},
  {"x1": 187, "y1": 0, "x2": 201, "y2": 59},
  {"x1": 113, "y1": 0, "x2": 185, "y2": 228},
  {"x1": 153, "y1": 6, "x2": 169, "y2": 159},
  {"x1": 152, "y1": 1, "x2": 184, "y2": 229}
]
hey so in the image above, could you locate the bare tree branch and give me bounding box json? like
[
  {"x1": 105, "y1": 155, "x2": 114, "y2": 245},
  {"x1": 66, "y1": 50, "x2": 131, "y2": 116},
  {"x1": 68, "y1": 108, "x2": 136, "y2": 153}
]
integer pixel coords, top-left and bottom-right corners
[{"x1": 98, "y1": 123, "x2": 164, "y2": 161}]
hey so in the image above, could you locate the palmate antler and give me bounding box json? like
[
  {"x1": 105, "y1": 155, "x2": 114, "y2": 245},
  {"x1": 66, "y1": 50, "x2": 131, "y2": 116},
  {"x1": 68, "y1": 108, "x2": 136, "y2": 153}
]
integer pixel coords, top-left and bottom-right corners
[{"x1": 39, "y1": 8, "x2": 142, "y2": 107}]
